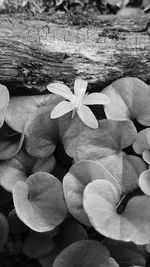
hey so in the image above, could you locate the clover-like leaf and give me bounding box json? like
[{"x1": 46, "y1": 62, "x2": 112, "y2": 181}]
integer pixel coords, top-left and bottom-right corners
[
  {"x1": 39, "y1": 217, "x2": 88, "y2": 267},
  {"x1": 32, "y1": 155, "x2": 56, "y2": 173},
  {"x1": 83, "y1": 179, "x2": 150, "y2": 244},
  {"x1": 23, "y1": 230, "x2": 55, "y2": 259},
  {"x1": 61, "y1": 114, "x2": 89, "y2": 158},
  {"x1": 5, "y1": 94, "x2": 69, "y2": 159},
  {"x1": 63, "y1": 160, "x2": 120, "y2": 226},
  {"x1": 133, "y1": 128, "x2": 150, "y2": 164},
  {"x1": 0, "y1": 158, "x2": 27, "y2": 192},
  {"x1": 53, "y1": 240, "x2": 119, "y2": 267},
  {"x1": 75, "y1": 119, "x2": 146, "y2": 193},
  {"x1": 75, "y1": 119, "x2": 137, "y2": 161},
  {"x1": 13, "y1": 172, "x2": 67, "y2": 232},
  {"x1": 133, "y1": 128, "x2": 150, "y2": 154},
  {"x1": 24, "y1": 95, "x2": 71, "y2": 158},
  {"x1": 0, "y1": 133, "x2": 24, "y2": 160},
  {"x1": 102, "y1": 77, "x2": 150, "y2": 125},
  {"x1": 0, "y1": 213, "x2": 9, "y2": 251},
  {"x1": 0, "y1": 84, "x2": 9, "y2": 128},
  {"x1": 0, "y1": 186, "x2": 12, "y2": 207},
  {"x1": 14, "y1": 149, "x2": 56, "y2": 175},
  {"x1": 5, "y1": 94, "x2": 52, "y2": 133},
  {"x1": 103, "y1": 239, "x2": 146, "y2": 267},
  {"x1": 8, "y1": 209, "x2": 28, "y2": 234},
  {"x1": 139, "y1": 170, "x2": 150, "y2": 196}
]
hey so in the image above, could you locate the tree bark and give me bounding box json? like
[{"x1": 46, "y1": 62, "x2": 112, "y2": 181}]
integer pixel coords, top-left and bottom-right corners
[{"x1": 0, "y1": 13, "x2": 150, "y2": 94}]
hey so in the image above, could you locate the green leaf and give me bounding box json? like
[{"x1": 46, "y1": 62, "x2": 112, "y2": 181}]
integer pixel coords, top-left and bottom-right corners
[
  {"x1": 102, "y1": 77, "x2": 150, "y2": 126},
  {"x1": 139, "y1": 169, "x2": 150, "y2": 196},
  {"x1": 0, "y1": 84, "x2": 9, "y2": 128},
  {"x1": 8, "y1": 209, "x2": 28, "y2": 234},
  {"x1": 39, "y1": 217, "x2": 88, "y2": 266},
  {"x1": 133, "y1": 128, "x2": 150, "y2": 164},
  {"x1": 13, "y1": 172, "x2": 67, "y2": 232},
  {"x1": 23, "y1": 230, "x2": 55, "y2": 259},
  {"x1": 63, "y1": 160, "x2": 119, "y2": 226},
  {"x1": 103, "y1": 239, "x2": 146, "y2": 267},
  {"x1": 75, "y1": 119, "x2": 145, "y2": 193},
  {"x1": 0, "y1": 213, "x2": 9, "y2": 251},
  {"x1": 60, "y1": 113, "x2": 88, "y2": 158},
  {"x1": 53, "y1": 240, "x2": 119, "y2": 267},
  {"x1": 98, "y1": 154, "x2": 146, "y2": 193},
  {"x1": 0, "y1": 158, "x2": 26, "y2": 192},
  {"x1": 5, "y1": 94, "x2": 53, "y2": 133},
  {"x1": 24, "y1": 95, "x2": 71, "y2": 158},
  {"x1": 0, "y1": 133, "x2": 24, "y2": 160},
  {"x1": 75, "y1": 120, "x2": 137, "y2": 160},
  {"x1": 32, "y1": 156, "x2": 56, "y2": 173},
  {"x1": 0, "y1": 186, "x2": 12, "y2": 207},
  {"x1": 133, "y1": 128, "x2": 150, "y2": 154},
  {"x1": 25, "y1": 217, "x2": 87, "y2": 260},
  {"x1": 83, "y1": 179, "x2": 150, "y2": 244},
  {"x1": 14, "y1": 149, "x2": 56, "y2": 175}
]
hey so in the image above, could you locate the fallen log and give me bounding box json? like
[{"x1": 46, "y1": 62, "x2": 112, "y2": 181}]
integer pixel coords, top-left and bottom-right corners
[{"x1": 0, "y1": 13, "x2": 150, "y2": 94}]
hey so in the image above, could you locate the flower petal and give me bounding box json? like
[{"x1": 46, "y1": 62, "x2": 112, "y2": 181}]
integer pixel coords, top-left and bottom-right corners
[
  {"x1": 47, "y1": 83, "x2": 73, "y2": 100},
  {"x1": 74, "y1": 79, "x2": 88, "y2": 98},
  {"x1": 51, "y1": 101, "x2": 74, "y2": 119},
  {"x1": 77, "y1": 105, "x2": 98, "y2": 129},
  {"x1": 83, "y1": 93, "x2": 109, "y2": 105}
]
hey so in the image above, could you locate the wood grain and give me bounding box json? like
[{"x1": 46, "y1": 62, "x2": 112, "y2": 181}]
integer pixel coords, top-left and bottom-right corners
[{"x1": 0, "y1": 13, "x2": 150, "y2": 94}]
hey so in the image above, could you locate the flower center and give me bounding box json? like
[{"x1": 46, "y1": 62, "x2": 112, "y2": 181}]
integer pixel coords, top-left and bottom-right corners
[{"x1": 71, "y1": 96, "x2": 82, "y2": 109}]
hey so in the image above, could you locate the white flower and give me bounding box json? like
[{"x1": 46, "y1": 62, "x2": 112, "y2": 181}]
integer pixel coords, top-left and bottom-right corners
[{"x1": 47, "y1": 79, "x2": 109, "y2": 129}]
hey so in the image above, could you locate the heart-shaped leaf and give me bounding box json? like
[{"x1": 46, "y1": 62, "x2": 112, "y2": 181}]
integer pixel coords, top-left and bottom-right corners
[
  {"x1": 23, "y1": 230, "x2": 55, "y2": 259},
  {"x1": 32, "y1": 156, "x2": 56, "y2": 173},
  {"x1": 0, "y1": 213, "x2": 9, "y2": 251},
  {"x1": 0, "y1": 158, "x2": 27, "y2": 192},
  {"x1": 139, "y1": 169, "x2": 150, "y2": 196},
  {"x1": 53, "y1": 240, "x2": 119, "y2": 267},
  {"x1": 61, "y1": 114, "x2": 89, "y2": 158},
  {"x1": 83, "y1": 179, "x2": 150, "y2": 244},
  {"x1": 75, "y1": 119, "x2": 146, "y2": 193},
  {"x1": 102, "y1": 77, "x2": 150, "y2": 125},
  {"x1": 103, "y1": 239, "x2": 146, "y2": 267},
  {"x1": 39, "y1": 217, "x2": 88, "y2": 266},
  {"x1": 25, "y1": 217, "x2": 87, "y2": 260},
  {"x1": 5, "y1": 94, "x2": 53, "y2": 133},
  {"x1": 133, "y1": 128, "x2": 150, "y2": 164},
  {"x1": 24, "y1": 95, "x2": 71, "y2": 158},
  {"x1": 14, "y1": 149, "x2": 56, "y2": 175},
  {"x1": 8, "y1": 209, "x2": 28, "y2": 234},
  {"x1": 13, "y1": 172, "x2": 67, "y2": 232},
  {"x1": 0, "y1": 133, "x2": 24, "y2": 160},
  {"x1": 0, "y1": 84, "x2": 9, "y2": 128},
  {"x1": 14, "y1": 148, "x2": 37, "y2": 174},
  {"x1": 0, "y1": 186, "x2": 12, "y2": 207},
  {"x1": 75, "y1": 120, "x2": 137, "y2": 162},
  {"x1": 133, "y1": 128, "x2": 150, "y2": 154},
  {"x1": 63, "y1": 160, "x2": 119, "y2": 226},
  {"x1": 97, "y1": 153, "x2": 146, "y2": 193}
]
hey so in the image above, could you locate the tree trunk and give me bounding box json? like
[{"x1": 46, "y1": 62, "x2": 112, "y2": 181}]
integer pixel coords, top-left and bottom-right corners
[{"x1": 0, "y1": 13, "x2": 150, "y2": 94}]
